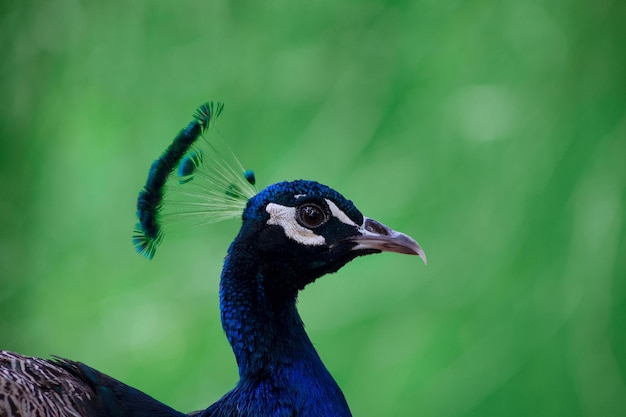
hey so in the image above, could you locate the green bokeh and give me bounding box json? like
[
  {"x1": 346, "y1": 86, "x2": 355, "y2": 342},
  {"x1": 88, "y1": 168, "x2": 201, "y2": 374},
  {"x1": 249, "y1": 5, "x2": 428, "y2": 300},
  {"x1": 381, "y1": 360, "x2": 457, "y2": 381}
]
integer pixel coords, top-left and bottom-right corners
[{"x1": 1, "y1": 1, "x2": 625, "y2": 416}]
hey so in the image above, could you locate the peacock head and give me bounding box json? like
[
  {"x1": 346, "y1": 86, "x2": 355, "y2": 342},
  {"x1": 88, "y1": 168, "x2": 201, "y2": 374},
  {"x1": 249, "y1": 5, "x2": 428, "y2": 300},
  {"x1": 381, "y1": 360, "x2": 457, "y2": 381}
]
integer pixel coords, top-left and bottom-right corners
[
  {"x1": 229, "y1": 179, "x2": 426, "y2": 293},
  {"x1": 134, "y1": 102, "x2": 426, "y2": 289}
]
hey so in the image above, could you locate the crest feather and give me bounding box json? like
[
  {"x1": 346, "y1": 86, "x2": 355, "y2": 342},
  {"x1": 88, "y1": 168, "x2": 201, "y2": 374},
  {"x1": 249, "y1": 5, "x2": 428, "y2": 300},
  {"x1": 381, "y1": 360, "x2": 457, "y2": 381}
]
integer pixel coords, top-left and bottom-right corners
[{"x1": 133, "y1": 102, "x2": 257, "y2": 259}]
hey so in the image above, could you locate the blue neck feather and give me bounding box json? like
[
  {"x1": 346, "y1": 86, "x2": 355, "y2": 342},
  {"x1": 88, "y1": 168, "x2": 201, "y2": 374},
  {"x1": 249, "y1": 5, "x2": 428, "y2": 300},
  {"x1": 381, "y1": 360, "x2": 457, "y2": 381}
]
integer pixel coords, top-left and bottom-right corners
[{"x1": 203, "y1": 235, "x2": 352, "y2": 417}]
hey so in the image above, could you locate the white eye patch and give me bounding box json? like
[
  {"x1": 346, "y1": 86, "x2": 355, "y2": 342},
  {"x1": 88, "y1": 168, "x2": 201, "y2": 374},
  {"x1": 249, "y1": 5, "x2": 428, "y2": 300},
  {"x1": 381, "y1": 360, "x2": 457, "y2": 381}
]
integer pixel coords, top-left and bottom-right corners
[
  {"x1": 265, "y1": 200, "x2": 358, "y2": 246},
  {"x1": 266, "y1": 203, "x2": 326, "y2": 246},
  {"x1": 325, "y1": 199, "x2": 357, "y2": 227}
]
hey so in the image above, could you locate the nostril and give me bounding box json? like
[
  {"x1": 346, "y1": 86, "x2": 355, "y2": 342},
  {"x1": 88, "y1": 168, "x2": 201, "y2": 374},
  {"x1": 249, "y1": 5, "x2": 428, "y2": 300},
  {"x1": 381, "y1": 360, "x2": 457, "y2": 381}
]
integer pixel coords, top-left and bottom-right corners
[{"x1": 364, "y1": 218, "x2": 390, "y2": 235}]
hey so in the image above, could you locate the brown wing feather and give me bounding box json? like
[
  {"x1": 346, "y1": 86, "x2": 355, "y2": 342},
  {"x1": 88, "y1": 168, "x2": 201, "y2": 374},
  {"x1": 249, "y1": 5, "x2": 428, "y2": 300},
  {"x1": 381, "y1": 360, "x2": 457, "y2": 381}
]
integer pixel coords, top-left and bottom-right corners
[{"x1": 0, "y1": 351, "x2": 94, "y2": 417}]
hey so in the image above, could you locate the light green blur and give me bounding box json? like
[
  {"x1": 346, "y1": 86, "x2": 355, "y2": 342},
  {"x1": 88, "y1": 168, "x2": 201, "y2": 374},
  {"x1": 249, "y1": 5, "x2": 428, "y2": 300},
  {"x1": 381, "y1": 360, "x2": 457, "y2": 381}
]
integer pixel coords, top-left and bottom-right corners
[{"x1": 1, "y1": 1, "x2": 625, "y2": 416}]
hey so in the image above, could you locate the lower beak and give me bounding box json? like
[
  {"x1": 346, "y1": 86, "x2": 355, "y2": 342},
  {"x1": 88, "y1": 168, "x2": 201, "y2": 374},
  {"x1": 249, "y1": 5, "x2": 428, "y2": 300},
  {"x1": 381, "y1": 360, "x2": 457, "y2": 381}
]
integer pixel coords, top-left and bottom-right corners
[{"x1": 350, "y1": 217, "x2": 427, "y2": 265}]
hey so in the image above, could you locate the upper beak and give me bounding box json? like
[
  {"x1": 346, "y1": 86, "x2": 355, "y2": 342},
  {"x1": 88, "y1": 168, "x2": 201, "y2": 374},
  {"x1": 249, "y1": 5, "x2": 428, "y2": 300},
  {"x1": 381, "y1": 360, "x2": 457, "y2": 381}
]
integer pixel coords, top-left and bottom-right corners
[{"x1": 350, "y1": 217, "x2": 427, "y2": 265}]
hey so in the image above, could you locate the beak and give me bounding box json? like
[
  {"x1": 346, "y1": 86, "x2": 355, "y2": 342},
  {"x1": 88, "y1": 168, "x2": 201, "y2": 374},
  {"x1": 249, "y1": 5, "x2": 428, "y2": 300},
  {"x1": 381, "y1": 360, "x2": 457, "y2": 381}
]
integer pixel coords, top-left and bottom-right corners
[{"x1": 350, "y1": 217, "x2": 427, "y2": 265}]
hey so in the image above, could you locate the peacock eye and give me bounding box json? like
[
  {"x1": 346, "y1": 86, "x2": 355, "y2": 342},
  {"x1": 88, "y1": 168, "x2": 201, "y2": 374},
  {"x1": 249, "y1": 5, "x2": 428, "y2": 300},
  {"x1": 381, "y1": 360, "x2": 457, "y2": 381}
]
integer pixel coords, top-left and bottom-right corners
[{"x1": 297, "y1": 204, "x2": 328, "y2": 228}]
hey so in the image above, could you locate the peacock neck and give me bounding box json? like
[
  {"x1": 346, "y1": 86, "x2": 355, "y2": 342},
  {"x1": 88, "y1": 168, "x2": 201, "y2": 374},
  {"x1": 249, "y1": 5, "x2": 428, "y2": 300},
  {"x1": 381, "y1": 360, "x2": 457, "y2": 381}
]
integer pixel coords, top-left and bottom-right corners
[
  {"x1": 209, "y1": 233, "x2": 353, "y2": 416},
  {"x1": 220, "y1": 246, "x2": 319, "y2": 378}
]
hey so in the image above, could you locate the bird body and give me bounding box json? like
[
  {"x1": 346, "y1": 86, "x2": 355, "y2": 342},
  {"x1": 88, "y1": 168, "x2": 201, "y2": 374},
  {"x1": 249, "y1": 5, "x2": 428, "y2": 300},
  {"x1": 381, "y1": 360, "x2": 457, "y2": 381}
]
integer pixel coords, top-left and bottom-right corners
[
  {"x1": 0, "y1": 351, "x2": 184, "y2": 417},
  {"x1": 1, "y1": 103, "x2": 426, "y2": 417}
]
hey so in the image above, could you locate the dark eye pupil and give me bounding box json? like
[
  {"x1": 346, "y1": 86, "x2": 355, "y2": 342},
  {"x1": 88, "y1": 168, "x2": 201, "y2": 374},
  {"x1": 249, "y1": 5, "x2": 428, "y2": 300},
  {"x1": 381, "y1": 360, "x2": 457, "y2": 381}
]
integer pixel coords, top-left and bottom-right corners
[{"x1": 299, "y1": 205, "x2": 325, "y2": 227}]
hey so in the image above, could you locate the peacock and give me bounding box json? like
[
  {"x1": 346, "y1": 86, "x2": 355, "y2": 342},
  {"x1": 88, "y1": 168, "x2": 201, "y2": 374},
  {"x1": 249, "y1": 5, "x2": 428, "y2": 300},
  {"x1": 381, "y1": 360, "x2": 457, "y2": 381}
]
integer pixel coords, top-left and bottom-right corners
[{"x1": 0, "y1": 102, "x2": 426, "y2": 417}]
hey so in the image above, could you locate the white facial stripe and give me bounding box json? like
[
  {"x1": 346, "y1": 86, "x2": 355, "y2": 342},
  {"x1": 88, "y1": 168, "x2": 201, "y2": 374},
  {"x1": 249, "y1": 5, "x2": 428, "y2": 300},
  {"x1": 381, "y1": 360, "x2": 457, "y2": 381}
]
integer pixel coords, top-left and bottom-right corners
[
  {"x1": 325, "y1": 199, "x2": 357, "y2": 226},
  {"x1": 266, "y1": 203, "x2": 326, "y2": 246}
]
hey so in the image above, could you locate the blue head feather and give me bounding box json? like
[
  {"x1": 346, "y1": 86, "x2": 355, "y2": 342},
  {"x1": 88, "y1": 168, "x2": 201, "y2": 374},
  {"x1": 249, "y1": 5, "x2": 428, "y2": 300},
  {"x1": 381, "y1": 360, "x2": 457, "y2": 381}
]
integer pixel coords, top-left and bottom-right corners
[{"x1": 244, "y1": 180, "x2": 363, "y2": 225}]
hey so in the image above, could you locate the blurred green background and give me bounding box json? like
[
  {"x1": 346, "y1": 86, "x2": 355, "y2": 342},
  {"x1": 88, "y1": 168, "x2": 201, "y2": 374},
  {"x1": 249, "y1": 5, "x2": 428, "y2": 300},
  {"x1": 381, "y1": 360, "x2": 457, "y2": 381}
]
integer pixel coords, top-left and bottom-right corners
[{"x1": 1, "y1": 0, "x2": 625, "y2": 416}]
